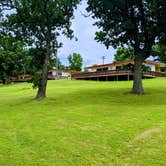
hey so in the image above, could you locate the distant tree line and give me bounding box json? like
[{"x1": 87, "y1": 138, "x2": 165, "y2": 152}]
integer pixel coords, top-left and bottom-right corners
[{"x1": 0, "y1": 43, "x2": 83, "y2": 84}]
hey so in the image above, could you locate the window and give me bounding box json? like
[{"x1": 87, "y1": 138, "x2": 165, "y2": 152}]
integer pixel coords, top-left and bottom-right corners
[{"x1": 97, "y1": 67, "x2": 108, "y2": 72}]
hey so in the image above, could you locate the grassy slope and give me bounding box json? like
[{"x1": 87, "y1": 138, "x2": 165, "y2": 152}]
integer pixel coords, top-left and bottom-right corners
[{"x1": 0, "y1": 78, "x2": 166, "y2": 166}]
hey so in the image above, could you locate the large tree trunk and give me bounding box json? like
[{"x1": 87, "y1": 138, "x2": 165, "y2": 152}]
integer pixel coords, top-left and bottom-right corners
[
  {"x1": 36, "y1": 48, "x2": 50, "y2": 99},
  {"x1": 132, "y1": 56, "x2": 144, "y2": 94}
]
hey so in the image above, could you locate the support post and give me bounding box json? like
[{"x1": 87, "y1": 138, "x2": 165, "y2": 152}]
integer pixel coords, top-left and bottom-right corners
[
  {"x1": 116, "y1": 75, "x2": 118, "y2": 81},
  {"x1": 128, "y1": 74, "x2": 130, "y2": 81}
]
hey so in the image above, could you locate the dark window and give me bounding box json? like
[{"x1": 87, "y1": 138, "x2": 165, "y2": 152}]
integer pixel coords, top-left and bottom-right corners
[{"x1": 97, "y1": 67, "x2": 108, "y2": 72}]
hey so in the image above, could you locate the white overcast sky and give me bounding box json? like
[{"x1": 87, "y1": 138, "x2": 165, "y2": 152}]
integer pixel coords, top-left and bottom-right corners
[{"x1": 58, "y1": 1, "x2": 116, "y2": 68}]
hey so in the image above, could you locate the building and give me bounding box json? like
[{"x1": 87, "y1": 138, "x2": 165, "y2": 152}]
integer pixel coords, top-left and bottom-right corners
[
  {"x1": 48, "y1": 69, "x2": 81, "y2": 80},
  {"x1": 72, "y1": 60, "x2": 166, "y2": 81},
  {"x1": 3, "y1": 69, "x2": 80, "y2": 83}
]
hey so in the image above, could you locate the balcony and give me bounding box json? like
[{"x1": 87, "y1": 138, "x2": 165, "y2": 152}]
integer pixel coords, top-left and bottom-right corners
[{"x1": 72, "y1": 70, "x2": 166, "y2": 81}]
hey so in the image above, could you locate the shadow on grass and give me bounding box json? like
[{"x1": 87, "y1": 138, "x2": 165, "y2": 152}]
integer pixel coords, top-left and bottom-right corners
[{"x1": 1, "y1": 81, "x2": 166, "y2": 112}]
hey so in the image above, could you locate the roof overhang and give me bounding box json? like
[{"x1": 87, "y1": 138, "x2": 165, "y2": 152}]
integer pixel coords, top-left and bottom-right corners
[{"x1": 87, "y1": 60, "x2": 166, "y2": 69}]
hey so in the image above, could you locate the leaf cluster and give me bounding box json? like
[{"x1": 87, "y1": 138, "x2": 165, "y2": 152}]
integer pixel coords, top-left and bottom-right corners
[
  {"x1": 87, "y1": 0, "x2": 166, "y2": 58},
  {"x1": 114, "y1": 46, "x2": 134, "y2": 62},
  {"x1": 1, "y1": 0, "x2": 80, "y2": 48},
  {"x1": 0, "y1": 34, "x2": 26, "y2": 82},
  {"x1": 68, "y1": 52, "x2": 83, "y2": 71}
]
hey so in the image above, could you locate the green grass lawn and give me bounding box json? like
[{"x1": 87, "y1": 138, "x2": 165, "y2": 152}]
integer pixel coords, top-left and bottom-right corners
[{"x1": 0, "y1": 78, "x2": 166, "y2": 166}]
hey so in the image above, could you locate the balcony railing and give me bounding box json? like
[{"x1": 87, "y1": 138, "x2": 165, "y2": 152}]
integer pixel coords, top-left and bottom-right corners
[{"x1": 72, "y1": 70, "x2": 166, "y2": 79}]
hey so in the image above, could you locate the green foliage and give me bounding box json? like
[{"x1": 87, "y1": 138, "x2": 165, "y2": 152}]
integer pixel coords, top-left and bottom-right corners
[
  {"x1": 1, "y1": 0, "x2": 81, "y2": 48},
  {"x1": 0, "y1": 51, "x2": 17, "y2": 83},
  {"x1": 29, "y1": 74, "x2": 42, "y2": 89},
  {"x1": 68, "y1": 53, "x2": 83, "y2": 71},
  {"x1": 87, "y1": 0, "x2": 166, "y2": 93},
  {"x1": 114, "y1": 47, "x2": 134, "y2": 62},
  {"x1": 0, "y1": 35, "x2": 26, "y2": 83},
  {"x1": 49, "y1": 56, "x2": 66, "y2": 70},
  {"x1": 27, "y1": 48, "x2": 46, "y2": 74},
  {"x1": 152, "y1": 44, "x2": 166, "y2": 63},
  {"x1": 1, "y1": 0, "x2": 80, "y2": 94},
  {"x1": 87, "y1": 0, "x2": 166, "y2": 57}
]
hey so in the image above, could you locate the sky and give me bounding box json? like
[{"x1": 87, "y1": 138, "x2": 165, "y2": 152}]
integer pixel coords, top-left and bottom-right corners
[
  {"x1": 2, "y1": 1, "x2": 116, "y2": 68},
  {"x1": 58, "y1": 1, "x2": 116, "y2": 68}
]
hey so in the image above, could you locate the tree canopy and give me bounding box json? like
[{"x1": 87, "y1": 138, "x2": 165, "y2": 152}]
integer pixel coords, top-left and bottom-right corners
[
  {"x1": 114, "y1": 47, "x2": 134, "y2": 62},
  {"x1": 0, "y1": 0, "x2": 80, "y2": 99},
  {"x1": 68, "y1": 53, "x2": 83, "y2": 71},
  {"x1": 152, "y1": 44, "x2": 166, "y2": 63},
  {"x1": 87, "y1": 0, "x2": 166, "y2": 94},
  {"x1": 0, "y1": 33, "x2": 26, "y2": 83}
]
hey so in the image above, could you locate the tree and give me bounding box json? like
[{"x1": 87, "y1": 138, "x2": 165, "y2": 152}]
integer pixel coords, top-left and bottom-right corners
[
  {"x1": 87, "y1": 0, "x2": 166, "y2": 94},
  {"x1": 114, "y1": 47, "x2": 134, "y2": 62},
  {"x1": 152, "y1": 44, "x2": 166, "y2": 63},
  {"x1": 1, "y1": 0, "x2": 80, "y2": 99},
  {"x1": 0, "y1": 34, "x2": 26, "y2": 84},
  {"x1": 0, "y1": 51, "x2": 18, "y2": 84},
  {"x1": 68, "y1": 53, "x2": 83, "y2": 71},
  {"x1": 49, "y1": 55, "x2": 66, "y2": 70}
]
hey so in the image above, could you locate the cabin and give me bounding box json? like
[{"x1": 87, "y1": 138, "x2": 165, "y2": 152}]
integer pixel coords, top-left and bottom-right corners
[
  {"x1": 72, "y1": 60, "x2": 166, "y2": 81},
  {"x1": 48, "y1": 69, "x2": 81, "y2": 80},
  {"x1": 87, "y1": 60, "x2": 166, "y2": 72}
]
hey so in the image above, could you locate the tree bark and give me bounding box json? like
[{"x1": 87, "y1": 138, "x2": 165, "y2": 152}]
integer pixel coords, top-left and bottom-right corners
[
  {"x1": 36, "y1": 47, "x2": 50, "y2": 99},
  {"x1": 132, "y1": 56, "x2": 144, "y2": 94},
  {"x1": 3, "y1": 77, "x2": 10, "y2": 84}
]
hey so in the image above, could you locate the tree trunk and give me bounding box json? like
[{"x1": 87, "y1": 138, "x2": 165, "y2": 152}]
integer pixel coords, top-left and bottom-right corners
[
  {"x1": 132, "y1": 56, "x2": 144, "y2": 94},
  {"x1": 36, "y1": 48, "x2": 50, "y2": 99},
  {"x1": 3, "y1": 77, "x2": 10, "y2": 84}
]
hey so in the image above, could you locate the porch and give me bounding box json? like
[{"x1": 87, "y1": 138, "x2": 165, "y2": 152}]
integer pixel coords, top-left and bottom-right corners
[{"x1": 72, "y1": 70, "x2": 166, "y2": 81}]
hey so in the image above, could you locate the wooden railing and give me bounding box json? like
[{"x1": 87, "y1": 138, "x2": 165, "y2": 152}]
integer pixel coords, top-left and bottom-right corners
[
  {"x1": 72, "y1": 70, "x2": 166, "y2": 79},
  {"x1": 72, "y1": 70, "x2": 132, "y2": 78},
  {"x1": 143, "y1": 71, "x2": 166, "y2": 77}
]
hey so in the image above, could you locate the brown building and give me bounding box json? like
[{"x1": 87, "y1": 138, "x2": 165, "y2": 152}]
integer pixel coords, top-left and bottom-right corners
[{"x1": 72, "y1": 60, "x2": 166, "y2": 81}]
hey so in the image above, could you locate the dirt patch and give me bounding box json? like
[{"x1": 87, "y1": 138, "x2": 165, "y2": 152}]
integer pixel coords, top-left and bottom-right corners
[{"x1": 133, "y1": 128, "x2": 162, "y2": 141}]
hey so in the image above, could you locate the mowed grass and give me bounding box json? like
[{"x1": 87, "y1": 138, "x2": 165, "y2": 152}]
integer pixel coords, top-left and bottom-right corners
[{"x1": 0, "y1": 78, "x2": 166, "y2": 166}]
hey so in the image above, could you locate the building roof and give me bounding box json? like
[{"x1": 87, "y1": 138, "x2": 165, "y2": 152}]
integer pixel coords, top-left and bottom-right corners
[{"x1": 86, "y1": 60, "x2": 166, "y2": 69}]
